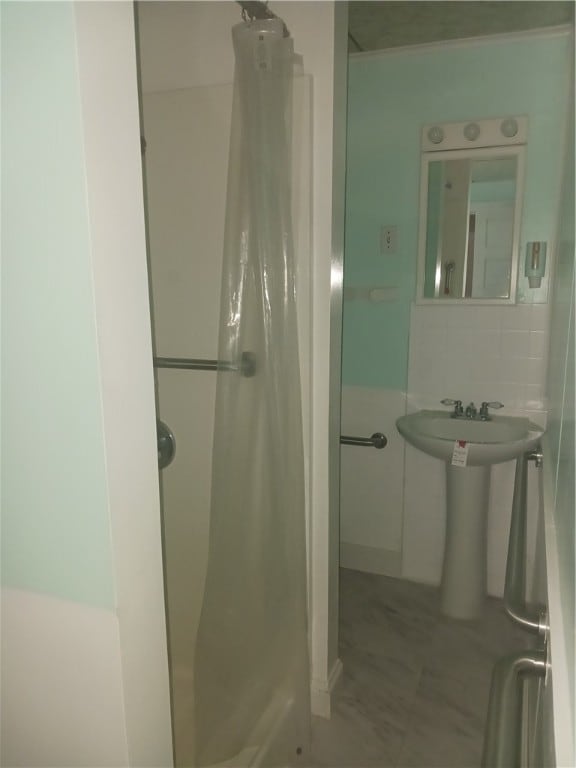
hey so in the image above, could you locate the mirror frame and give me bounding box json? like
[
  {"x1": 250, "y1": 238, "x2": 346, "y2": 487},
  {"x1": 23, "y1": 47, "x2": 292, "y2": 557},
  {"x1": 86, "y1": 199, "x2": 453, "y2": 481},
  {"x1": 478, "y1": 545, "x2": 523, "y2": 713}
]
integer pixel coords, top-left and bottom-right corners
[{"x1": 416, "y1": 144, "x2": 526, "y2": 305}]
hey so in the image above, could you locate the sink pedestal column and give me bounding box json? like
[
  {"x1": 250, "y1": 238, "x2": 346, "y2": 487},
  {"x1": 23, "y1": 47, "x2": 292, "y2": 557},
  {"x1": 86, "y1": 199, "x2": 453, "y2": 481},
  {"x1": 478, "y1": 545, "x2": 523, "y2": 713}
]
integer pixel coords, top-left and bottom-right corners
[{"x1": 441, "y1": 464, "x2": 490, "y2": 619}]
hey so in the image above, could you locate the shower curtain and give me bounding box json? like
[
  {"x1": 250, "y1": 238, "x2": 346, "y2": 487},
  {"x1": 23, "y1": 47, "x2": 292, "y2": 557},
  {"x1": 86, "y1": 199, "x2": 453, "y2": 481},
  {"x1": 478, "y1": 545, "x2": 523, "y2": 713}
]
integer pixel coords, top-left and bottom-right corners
[{"x1": 194, "y1": 17, "x2": 310, "y2": 765}]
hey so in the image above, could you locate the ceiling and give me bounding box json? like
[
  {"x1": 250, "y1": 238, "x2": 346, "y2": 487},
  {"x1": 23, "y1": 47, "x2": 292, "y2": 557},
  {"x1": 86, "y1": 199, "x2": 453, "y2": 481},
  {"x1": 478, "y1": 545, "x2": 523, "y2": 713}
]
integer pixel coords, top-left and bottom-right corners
[{"x1": 347, "y1": 1, "x2": 575, "y2": 52}]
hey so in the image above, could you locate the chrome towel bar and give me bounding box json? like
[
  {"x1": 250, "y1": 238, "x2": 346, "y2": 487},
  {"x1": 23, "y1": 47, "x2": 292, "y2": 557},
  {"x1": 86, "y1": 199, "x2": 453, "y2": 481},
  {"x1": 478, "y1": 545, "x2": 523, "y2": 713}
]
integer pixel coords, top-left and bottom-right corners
[{"x1": 340, "y1": 432, "x2": 387, "y2": 450}]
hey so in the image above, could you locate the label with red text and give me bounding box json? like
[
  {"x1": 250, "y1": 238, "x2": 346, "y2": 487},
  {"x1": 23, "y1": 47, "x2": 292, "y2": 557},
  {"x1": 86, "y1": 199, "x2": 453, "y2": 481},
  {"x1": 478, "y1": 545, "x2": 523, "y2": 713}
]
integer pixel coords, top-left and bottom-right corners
[{"x1": 451, "y1": 440, "x2": 469, "y2": 467}]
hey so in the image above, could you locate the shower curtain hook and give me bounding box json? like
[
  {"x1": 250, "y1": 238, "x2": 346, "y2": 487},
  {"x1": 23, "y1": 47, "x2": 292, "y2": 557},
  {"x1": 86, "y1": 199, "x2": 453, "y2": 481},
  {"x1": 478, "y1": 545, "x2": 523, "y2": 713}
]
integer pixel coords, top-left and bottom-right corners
[
  {"x1": 238, "y1": 1, "x2": 272, "y2": 24},
  {"x1": 237, "y1": 1, "x2": 290, "y2": 38}
]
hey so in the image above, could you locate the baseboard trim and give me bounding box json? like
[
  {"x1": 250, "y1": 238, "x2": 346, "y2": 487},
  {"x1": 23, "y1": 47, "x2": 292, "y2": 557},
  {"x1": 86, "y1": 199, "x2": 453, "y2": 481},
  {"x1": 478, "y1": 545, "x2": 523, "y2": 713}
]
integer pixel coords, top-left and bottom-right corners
[
  {"x1": 311, "y1": 658, "x2": 343, "y2": 719},
  {"x1": 340, "y1": 541, "x2": 401, "y2": 577}
]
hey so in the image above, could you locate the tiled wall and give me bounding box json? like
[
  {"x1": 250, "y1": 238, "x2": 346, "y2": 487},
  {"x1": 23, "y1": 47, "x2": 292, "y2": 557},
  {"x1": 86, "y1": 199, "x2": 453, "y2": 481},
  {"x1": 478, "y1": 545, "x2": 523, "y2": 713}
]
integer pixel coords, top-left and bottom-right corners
[{"x1": 407, "y1": 304, "x2": 550, "y2": 415}]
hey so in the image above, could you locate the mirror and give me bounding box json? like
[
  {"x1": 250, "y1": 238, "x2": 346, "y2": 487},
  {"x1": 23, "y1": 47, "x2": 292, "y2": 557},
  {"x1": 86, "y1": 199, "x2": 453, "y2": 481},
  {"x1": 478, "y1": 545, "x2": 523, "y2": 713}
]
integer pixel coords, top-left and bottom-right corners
[{"x1": 418, "y1": 145, "x2": 525, "y2": 302}]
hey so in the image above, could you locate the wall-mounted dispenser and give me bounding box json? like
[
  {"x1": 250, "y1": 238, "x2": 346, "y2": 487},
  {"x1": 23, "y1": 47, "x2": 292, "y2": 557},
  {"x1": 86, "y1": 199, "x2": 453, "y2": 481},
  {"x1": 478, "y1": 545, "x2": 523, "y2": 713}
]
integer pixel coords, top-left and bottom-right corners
[{"x1": 525, "y1": 242, "x2": 547, "y2": 288}]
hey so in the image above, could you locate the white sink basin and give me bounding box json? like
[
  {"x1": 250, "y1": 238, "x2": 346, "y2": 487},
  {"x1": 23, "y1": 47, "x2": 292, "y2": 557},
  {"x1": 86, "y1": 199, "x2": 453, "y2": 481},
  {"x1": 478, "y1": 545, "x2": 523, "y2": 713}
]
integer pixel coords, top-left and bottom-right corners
[{"x1": 396, "y1": 410, "x2": 544, "y2": 466}]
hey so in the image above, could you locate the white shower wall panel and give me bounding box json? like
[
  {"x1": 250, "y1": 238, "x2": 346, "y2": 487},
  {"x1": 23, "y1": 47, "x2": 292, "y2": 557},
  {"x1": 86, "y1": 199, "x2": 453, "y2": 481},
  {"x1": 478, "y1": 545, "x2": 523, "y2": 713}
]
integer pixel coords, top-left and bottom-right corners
[
  {"x1": 143, "y1": 84, "x2": 229, "y2": 764},
  {"x1": 143, "y1": 70, "x2": 313, "y2": 764},
  {"x1": 144, "y1": 85, "x2": 231, "y2": 357}
]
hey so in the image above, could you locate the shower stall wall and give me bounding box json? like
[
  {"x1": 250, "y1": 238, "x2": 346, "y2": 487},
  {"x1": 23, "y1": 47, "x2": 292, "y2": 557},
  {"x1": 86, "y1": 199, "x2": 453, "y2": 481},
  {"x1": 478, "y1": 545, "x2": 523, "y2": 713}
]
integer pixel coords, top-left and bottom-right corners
[{"x1": 139, "y1": 5, "x2": 312, "y2": 765}]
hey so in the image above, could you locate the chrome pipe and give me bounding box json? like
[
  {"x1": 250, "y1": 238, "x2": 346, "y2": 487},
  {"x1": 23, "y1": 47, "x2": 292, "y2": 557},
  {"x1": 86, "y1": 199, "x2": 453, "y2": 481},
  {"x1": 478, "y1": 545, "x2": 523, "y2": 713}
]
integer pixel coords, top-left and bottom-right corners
[
  {"x1": 504, "y1": 449, "x2": 548, "y2": 635},
  {"x1": 154, "y1": 356, "x2": 231, "y2": 372},
  {"x1": 154, "y1": 351, "x2": 256, "y2": 377},
  {"x1": 340, "y1": 432, "x2": 387, "y2": 450},
  {"x1": 482, "y1": 648, "x2": 547, "y2": 768}
]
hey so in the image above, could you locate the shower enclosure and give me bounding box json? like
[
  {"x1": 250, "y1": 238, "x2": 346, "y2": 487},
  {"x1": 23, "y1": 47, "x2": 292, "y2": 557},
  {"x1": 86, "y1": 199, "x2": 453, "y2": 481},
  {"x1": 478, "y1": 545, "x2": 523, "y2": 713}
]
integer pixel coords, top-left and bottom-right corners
[{"x1": 138, "y1": 4, "x2": 312, "y2": 765}]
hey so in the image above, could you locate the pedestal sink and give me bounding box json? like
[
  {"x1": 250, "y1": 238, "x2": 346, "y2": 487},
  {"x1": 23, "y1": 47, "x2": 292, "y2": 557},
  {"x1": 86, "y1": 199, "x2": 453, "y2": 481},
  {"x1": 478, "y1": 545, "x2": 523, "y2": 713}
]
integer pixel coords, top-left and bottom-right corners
[{"x1": 396, "y1": 410, "x2": 544, "y2": 620}]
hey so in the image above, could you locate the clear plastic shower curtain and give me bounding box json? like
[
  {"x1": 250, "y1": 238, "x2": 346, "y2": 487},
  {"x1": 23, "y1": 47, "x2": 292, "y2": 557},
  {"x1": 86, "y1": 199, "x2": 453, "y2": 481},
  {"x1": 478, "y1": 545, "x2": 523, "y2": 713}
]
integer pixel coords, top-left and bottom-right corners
[{"x1": 193, "y1": 18, "x2": 310, "y2": 766}]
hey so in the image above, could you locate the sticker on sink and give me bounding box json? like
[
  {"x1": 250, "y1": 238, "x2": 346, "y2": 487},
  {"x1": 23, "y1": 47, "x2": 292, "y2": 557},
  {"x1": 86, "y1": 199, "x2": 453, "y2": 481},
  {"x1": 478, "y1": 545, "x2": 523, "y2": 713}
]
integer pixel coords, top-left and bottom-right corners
[{"x1": 451, "y1": 440, "x2": 469, "y2": 467}]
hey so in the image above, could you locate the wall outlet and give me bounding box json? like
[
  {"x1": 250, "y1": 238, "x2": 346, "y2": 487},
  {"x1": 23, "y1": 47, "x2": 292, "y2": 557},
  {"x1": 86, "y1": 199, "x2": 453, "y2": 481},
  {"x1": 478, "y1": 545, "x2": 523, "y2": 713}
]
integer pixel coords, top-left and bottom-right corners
[{"x1": 381, "y1": 225, "x2": 397, "y2": 254}]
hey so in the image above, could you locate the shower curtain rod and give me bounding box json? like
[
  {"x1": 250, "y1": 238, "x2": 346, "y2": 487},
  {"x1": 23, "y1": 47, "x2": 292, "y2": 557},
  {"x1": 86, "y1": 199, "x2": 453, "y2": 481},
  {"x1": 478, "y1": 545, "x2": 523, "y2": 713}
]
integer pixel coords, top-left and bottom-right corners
[{"x1": 236, "y1": 1, "x2": 289, "y2": 36}]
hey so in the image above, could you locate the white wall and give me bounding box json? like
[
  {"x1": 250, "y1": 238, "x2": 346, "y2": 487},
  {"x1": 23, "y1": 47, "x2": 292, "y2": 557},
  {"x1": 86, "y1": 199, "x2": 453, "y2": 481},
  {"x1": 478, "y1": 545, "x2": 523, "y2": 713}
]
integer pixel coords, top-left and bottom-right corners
[
  {"x1": 1, "y1": 3, "x2": 172, "y2": 766},
  {"x1": 340, "y1": 387, "x2": 404, "y2": 577}
]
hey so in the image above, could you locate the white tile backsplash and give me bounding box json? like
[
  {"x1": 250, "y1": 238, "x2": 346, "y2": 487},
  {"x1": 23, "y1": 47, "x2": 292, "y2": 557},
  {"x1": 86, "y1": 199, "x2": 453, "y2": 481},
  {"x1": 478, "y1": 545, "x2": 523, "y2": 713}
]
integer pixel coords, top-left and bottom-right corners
[
  {"x1": 500, "y1": 330, "x2": 531, "y2": 359},
  {"x1": 408, "y1": 302, "x2": 550, "y2": 416},
  {"x1": 530, "y1": 303, "x2": 551, "y2": 331},
  {"x1": 528, "y1": 330, "x2": 547, "y2": 359},
  {"x1": 500, "y1": 304, "x2": 534, "y2": 331}
]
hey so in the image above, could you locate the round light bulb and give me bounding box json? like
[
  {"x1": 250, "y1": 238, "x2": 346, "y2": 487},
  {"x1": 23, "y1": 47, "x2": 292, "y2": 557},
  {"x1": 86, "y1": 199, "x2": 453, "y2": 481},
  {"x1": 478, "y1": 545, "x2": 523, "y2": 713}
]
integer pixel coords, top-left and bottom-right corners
[
  {"x1": 427, "y1": 126, "x2": 444, "y2": 144},
  {"x1": 464, "y1": 122, "x2": 480, "y2": 141},
  {"x1": 501, "y1": 118, "x2": 519, "y2": 138}
]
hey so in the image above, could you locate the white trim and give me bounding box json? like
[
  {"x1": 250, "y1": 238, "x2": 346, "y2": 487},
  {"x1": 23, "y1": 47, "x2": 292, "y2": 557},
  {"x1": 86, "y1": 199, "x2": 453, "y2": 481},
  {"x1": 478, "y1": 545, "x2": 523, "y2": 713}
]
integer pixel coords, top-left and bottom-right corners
[
  {"x1": 349, "y1": 24, "x2": 573, "y2": 61},
  {"x1": 73, "y1": 4, "x2": 173, "y2": 765},
  {"x1": 311, "y1": 658, "x2": 344, "y2": 719}
]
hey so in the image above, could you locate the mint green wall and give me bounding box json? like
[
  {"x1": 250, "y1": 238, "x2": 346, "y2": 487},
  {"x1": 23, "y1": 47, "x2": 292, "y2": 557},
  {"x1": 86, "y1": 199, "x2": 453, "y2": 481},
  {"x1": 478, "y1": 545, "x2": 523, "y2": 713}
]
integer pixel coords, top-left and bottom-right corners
[
  {"x1": 343, "y1": 34, "x2": 571, "y2": 389},
  {"x1": 1, "y1": 2, "x2": 115, "y2": 609}
]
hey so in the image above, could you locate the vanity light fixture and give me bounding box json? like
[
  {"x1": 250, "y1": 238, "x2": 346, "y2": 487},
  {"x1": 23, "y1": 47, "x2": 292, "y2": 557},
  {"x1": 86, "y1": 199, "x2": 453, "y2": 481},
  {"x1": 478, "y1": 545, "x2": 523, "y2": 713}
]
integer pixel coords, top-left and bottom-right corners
[
  {"x1": 421, "y1": 115, "x2": 527, "y2": 152},
  {"x1": 501, "y1": 117, "x2": 519, "y2": 138},
  {"x1": 464, "y1": 122, "x2": 481, "y2": 141},
  {"x1": 427, "y1": 125, "x2": 444, "y2": 144}
]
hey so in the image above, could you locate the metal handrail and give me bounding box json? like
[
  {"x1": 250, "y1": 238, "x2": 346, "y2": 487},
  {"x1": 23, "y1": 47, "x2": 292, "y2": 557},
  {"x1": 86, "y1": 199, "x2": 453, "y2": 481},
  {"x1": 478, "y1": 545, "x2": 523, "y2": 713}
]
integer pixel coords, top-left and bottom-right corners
[
  {"x1": 154, "y1": 351, "x2": 256, "y2": 377},
  {"x1": 504, "y1": 448, "x2": 548, "y2": 636},
  {"x1": 340, "y1": 432, "x2": 387, "y2": 450},
  {"x1": 481, "y1": 648, "x2": 547, "y2": 768},
  {"x1": 155, "y1": 357, "x2": 231, "y2": 372}
]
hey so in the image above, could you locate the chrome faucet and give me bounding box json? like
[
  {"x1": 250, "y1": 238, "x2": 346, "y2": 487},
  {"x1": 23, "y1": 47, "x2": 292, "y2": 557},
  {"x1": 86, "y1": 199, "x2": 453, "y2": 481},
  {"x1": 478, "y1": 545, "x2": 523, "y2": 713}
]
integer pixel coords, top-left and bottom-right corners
[
  {"x1": 479, "y1": 401, "x2": 504, "y2": 420},
  {"x1": 441, "y1": 399, "x2": 504, "y2": 420}
]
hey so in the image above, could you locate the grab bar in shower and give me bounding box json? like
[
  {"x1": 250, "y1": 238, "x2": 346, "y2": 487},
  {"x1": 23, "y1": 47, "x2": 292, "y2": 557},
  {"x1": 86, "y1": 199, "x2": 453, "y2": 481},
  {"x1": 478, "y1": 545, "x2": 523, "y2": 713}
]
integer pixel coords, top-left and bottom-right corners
[
  {"x1": 340, "y1": 432, "x2": 388, "y2": 449},
  {"x1": 481, "y1": 648, "x2": 547, "y2": 768},
  {"x1": 504, "y1": 448, "x2": 548, "y2": 636},
  {"x1": 154, "y1": 351, "x2": 256, "y2": 377},
  {"x1": 155, "y1": 357, "x2": 226, "y2": 371}
]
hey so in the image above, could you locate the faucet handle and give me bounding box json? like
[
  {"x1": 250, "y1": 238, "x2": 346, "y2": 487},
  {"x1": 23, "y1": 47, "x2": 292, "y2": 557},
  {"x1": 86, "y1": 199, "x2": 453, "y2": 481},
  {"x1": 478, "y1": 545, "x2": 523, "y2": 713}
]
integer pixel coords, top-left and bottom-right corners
[
  {"x1": 479, "y1": 401, "x2": 504, "y2": 418},
  {"x1": 441, "y1": 398, "x2": 463, "y2": 417}
]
